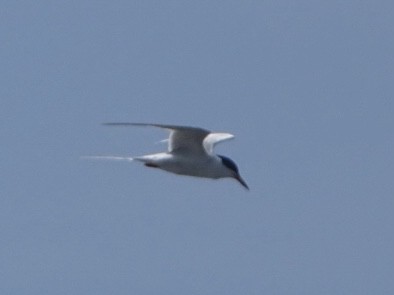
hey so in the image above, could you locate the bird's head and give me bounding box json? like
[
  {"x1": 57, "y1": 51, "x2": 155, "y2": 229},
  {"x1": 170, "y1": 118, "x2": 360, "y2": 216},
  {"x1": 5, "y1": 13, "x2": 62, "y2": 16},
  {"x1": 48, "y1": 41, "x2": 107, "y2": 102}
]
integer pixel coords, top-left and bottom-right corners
[{"x1": 218, "y1": 155, "x2": 249, "y2": 190}]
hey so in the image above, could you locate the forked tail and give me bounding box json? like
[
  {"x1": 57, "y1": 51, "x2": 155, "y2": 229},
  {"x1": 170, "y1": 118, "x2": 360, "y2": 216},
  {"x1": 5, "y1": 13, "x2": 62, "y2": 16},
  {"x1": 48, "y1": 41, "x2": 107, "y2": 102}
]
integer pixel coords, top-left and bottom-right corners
[{"x1": 80, "y1": 156, "x2": 134, "y2": 162}]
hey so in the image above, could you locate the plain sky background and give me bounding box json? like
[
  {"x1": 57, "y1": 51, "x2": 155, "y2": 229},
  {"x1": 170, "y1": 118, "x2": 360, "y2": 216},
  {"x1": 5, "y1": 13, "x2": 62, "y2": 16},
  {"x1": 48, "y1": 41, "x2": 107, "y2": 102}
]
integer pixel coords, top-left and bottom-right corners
[{"x1": 1, "y1": 1, "x2": 393, "y2": 294}]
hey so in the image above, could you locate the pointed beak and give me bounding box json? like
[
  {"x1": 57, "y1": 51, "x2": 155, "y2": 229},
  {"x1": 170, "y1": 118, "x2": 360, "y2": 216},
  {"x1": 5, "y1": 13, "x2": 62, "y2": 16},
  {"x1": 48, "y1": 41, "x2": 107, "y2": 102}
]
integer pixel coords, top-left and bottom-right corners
[{"x1": 234, "y1": 174, "x2": 249, "y2": 190}]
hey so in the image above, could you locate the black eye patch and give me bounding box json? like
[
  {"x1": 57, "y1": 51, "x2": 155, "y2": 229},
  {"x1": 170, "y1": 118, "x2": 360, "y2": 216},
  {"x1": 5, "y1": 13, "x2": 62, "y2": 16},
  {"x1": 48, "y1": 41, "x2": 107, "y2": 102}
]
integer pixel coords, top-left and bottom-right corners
[{"x1": 218, "y1": 155, "x2": 238, "y2": 173}]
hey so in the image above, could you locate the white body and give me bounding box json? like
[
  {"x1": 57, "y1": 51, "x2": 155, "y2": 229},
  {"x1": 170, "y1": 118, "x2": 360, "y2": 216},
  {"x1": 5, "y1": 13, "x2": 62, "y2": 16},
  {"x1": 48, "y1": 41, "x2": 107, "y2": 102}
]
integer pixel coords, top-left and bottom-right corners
[{"x1": 134, "y1": 152, "x2": 233, "y2": 179}]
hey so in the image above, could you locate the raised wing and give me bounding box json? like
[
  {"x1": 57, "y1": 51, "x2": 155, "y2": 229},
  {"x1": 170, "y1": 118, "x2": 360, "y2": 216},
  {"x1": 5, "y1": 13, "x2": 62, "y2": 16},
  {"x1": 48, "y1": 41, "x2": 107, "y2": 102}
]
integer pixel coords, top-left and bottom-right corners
[
  {"x1": 203, "y1": 133, "x2": 234, "y2": 154},
  {"x1": 103, "y1": 123, "x2": 210, "y2": 154}
]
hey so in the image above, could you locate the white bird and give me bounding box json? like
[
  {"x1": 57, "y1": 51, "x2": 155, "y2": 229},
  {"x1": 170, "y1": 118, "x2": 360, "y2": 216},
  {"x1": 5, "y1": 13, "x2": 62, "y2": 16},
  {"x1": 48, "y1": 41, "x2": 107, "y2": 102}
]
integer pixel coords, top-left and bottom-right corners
[{"x1": 88, "y1": 123, "x2": 249, "y2": 190}]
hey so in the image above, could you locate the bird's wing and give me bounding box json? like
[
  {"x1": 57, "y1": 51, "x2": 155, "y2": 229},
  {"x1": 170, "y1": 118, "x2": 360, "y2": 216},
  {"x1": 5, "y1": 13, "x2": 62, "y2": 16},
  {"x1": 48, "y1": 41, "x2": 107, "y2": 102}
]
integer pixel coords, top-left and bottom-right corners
[
  {"x1": 202, "y1": 133, "x2": 235, "y2": 154},
  {"x1": 103, "y1": 123, "x2": 210, "y2": 154}
]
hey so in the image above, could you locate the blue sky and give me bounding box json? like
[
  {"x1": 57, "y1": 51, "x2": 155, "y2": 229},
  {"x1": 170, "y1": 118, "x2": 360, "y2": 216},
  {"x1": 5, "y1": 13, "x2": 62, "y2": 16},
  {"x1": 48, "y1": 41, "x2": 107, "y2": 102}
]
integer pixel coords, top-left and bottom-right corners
[{"x1": 1, "y1": 1, "x2": 394, "y2": 294}]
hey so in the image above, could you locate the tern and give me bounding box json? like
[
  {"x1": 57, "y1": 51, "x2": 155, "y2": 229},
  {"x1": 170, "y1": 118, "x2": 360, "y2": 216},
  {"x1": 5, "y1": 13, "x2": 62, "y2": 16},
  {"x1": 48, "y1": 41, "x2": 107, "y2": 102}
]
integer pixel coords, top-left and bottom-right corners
[{"x1": 88, "y1": 123, "x2": 249, "y2": 190}]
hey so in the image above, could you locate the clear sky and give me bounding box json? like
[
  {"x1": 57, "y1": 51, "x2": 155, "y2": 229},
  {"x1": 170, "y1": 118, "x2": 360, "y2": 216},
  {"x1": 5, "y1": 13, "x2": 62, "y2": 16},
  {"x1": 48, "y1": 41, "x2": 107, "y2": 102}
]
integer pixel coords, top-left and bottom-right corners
[{"x1": 1, "y1": 1, "x2": 393, "y2": 294}]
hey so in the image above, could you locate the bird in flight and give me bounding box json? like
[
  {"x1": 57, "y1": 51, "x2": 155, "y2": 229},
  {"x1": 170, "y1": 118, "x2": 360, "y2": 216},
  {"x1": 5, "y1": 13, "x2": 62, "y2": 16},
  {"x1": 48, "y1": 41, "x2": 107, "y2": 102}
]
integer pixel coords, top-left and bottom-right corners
[{"x1": 87, "y1": 123, "x2": 249, "y2": 190}]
